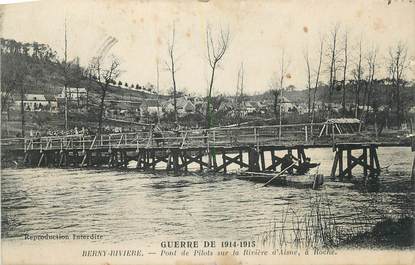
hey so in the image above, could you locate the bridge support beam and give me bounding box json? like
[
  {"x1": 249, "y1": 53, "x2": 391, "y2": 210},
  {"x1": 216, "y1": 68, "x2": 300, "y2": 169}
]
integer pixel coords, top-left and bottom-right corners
[
  {"x1": 331, "y1": 144, "x2": 380, "y2": 182},
  {"x1": 262, "y1": 145, "x2": 308, "y2": 174}
]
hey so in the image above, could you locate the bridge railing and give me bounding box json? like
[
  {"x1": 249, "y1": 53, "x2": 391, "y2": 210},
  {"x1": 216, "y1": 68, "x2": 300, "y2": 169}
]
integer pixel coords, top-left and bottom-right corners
[
  {"x1": 2, "y1": 122, "x2": 406, "y2": 152},
  {"x1": 205, "y1": 123, "x2": 325, "y2": 147}
]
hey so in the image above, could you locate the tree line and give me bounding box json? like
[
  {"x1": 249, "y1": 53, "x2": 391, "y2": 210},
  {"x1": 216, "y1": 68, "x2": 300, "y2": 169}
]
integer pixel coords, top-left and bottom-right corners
[
  {"x1": 1, "y1": 23, "x2": 414, "y2": 138},
  {"x1": 269, "y1": 25, "x2": 413, "y2": 129}
]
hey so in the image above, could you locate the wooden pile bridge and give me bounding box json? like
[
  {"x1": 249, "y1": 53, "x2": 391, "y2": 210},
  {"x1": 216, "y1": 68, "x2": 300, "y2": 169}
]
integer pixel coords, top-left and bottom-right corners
[{"x1": 1, "y1": 123, "x2": 411, "y2": 182}]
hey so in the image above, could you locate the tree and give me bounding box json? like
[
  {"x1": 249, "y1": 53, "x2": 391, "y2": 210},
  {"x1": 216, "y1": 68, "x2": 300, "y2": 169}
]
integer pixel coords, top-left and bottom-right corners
[
  {"x1": 88, "y1": 55, "x2": 121, "y2": 135},
  {"x1": 341, "y1": 31, "x2": 348, "y2": 115},
  {"x1": 311, "y1": 36, "x2": 324, "y2": 124},
  {"x1": 1, "y1": 52, "x2": 28, "y2": 136},
  {"x1": 388, "y1": 42, "x2": 409, "y2": 127},
  {"x1": 351, "y1": 39, "x2": 364, "y2": 118},
  {"x1": 304, "y1": 47, "x2": 312, "y2": 116},
  {"x1": 276, "y1": 49, "x2": 290, "y2": 125},
  {"x1": 67, "y1": 58, "x2": 84, "y2": 110},
  {"x1": 235, "y1": 62, "x2": 245, "y2": 124},
  {"x1": 14, "y1": 56, "x2": 28, "y2": 136},
  {"x1": 304, "y1": 36, "x2": 324, "y2": 123},
  {"x1": 270, "y1": 86, "x2": 281, "y2": 121},
  {"x1": 165, "y1": 24, "x2": 179, "y2": 124},
  {"x1": 326, "y1": 24, "x2": 340, "y2": 116},
  {"x1": 362, "y1": 46, "x2": 378, "y2": 124},
  {"x1": 205, "y1": 25, "x2": 230, "y2": 128}
]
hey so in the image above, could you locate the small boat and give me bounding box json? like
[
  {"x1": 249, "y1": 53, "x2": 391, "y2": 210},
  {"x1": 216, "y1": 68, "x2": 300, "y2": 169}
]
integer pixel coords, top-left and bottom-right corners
[{"x1": 236, "y1": 171, "x2": 324, "y2": 189}]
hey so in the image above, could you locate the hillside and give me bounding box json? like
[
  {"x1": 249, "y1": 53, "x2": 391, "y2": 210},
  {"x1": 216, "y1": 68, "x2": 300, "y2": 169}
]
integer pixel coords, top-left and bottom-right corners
[{"x1": 0, "y1": 38, "x2": 161, "y2": 137}]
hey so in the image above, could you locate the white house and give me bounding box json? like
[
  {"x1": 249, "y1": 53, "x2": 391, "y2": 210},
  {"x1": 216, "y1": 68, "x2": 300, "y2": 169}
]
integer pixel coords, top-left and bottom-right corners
[
  {"x1": 163, "y1": 96, "x2": 196, "y2": 116},
  {"x1": 58, "y1": 87, "x2": 87, "y2": 100},
  {"x1": 140, "y1": 99, "x2": 162, "y2": 117},
  {"x1": 15, "y1": 94, "x2": 57, "y2": 111}
]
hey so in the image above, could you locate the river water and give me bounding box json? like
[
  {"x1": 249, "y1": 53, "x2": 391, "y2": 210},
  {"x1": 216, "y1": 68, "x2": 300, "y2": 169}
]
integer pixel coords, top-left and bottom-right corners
[{"x1": 1, "y1": 147, "x2": 414, "y2": 247}]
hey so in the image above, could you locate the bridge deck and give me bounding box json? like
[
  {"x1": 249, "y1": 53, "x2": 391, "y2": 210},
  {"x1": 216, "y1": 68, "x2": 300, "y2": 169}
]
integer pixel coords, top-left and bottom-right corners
[{"x1": 1, "y1": 123, "x2": 411, "y2": 153}]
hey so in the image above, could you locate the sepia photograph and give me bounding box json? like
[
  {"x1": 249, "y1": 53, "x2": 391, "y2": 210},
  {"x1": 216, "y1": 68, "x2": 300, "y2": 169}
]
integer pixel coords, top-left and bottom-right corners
[{"x1": 1, "y1": 0, "x2": 414, "y2": 264}]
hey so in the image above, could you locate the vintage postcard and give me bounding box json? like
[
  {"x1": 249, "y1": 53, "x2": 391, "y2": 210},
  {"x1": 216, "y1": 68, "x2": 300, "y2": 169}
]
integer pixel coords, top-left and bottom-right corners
[{"x1": 1, "y1": 0, "x2": 414, "y2": 264}]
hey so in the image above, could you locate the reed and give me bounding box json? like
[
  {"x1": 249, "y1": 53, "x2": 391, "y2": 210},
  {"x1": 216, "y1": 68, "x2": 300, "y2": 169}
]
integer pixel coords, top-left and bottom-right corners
[
  {"x1": 256, "y1": 190, "x2": 414, "y2": 250},
  {"x1": 256, "y1": 191, "x2": 341, "y2": 250}
]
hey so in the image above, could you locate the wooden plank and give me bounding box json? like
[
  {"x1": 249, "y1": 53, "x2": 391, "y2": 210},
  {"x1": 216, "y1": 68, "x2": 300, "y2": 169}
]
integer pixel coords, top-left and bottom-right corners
[
  {"x1": 215, "y1": 154, "x2": 248, "y2": 172},
  {"x1": 266, "y1": 153, "x2": 283, "y2": 171},
  {"x1": 80, "y1": 152, "x2": 88, "y2": 167},
  {"x1": 173, "y1": 150, "x2": 179, "y2": 174},
  {"x1": 248, "y1": 148, "x2": 260, "y2": 172},
  {"x1": 222, "y1": 152, "x2": 227, "y2": 173},
  {"x1": 363, "y1": 147, "x2": 368, "y2": 177},
  {"x1": 260, "y1": 150, "x2": 265, "y2": 171},
  {"x1": 411, "y1": 154, "x2": 415, "y2": 189},
  {"x1": 38, "y1": 152, "x2": 45, "y2": 167},
  {"x1": 373, "y1": 147, "x2": 381, "y2": 172},
  {"x1": 347, "y1": 149, "x2": 352, "y2": 178},
  {"x1": 239, "y1": 149, "x2": 243, "y2": 169},
  {"x1": 338, "y1": 149, "x2": 343, "y2": 180},
  {"x1": 180, "y1": 152, "x2": 210, "y2": 169},
  {"x1": 330, "y1": 151, "x2": 339, "y2": 179}
]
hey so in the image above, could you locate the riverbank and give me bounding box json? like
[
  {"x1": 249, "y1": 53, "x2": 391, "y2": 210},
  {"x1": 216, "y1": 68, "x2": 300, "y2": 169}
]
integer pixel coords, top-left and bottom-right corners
[{"x1": 340, "y1": 216, "x2": 415, "y2": 249}]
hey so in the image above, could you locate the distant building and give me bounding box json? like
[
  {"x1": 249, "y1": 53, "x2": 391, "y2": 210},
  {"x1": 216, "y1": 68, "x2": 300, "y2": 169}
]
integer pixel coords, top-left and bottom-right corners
[
  {"x1": 44, "y1": 94, "x2": 58, "y2": 111},
  {"x1": 15, "y1": 94, "x2": 57, "y2": 112},
  {"x1": 244, "y1": 102, "x2": 257, "y2": 114},
  {"x1": 141, "y1": 99, "x2": 162, "y2": 117},
  {"x1": 58, "y1": 87, "x2": 87, "y2": 100},
  {"x1": 163, "y1": 96, "x2": 196, "y2": 116}
]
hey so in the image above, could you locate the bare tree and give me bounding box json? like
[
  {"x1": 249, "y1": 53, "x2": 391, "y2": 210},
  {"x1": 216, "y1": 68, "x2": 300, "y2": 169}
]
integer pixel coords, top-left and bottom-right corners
[
  {"x1": 388, "y1": 42, "x2": 409, "y2": 127},
  {"x1": 269, "y1": 79, "x2": 281, "y2": 121},
  {"x1": 303, "y1": 35, "x2": 324, "y2": 124},
  {"x1": 341, "y1": 30, "x2": 348, "y2": 115},
  {"x1": 326, "y1": 24, "x2": 340, "y2": 115},
  {"x1": 362, "y1": 45, "x2": 378, "y2": 124},
  {"x1": 165, "y1": 24, "x2": 179, "y2": 124},
  {"x1": 88, "y1": 55, "x2": 121, "y2": 135},
  {"x1": 268, "y1": 48, "x2": 290, "y2": 126},
  {"x1": 205, "y1": 25, "x2": 230, "y2": 128},
  {"x1": 311, "y1": 37, "x2": 324, "y2": 124},
  {"x1": 304, "y1": 47, "x2": 312, "y2": 117},
  {"x1": 235, "y1": 62, "x2": 245, "y2": 124},
  {"x1": 351, "y1": 39, "x2": 364, "y2": 118},
  {"x1": 277, "y1": 49, "x2": 290, "y2": 126}
]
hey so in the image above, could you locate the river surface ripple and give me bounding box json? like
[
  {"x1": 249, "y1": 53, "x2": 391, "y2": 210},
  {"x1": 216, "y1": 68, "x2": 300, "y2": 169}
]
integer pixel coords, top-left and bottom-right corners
[{"x1": 1, "y1": 147, "x2": 414, "y2": 246}]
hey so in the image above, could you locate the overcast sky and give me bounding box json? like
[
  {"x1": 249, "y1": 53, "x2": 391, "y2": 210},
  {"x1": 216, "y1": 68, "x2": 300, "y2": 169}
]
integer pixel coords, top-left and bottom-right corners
[{"x1": 1, "y1": 0, "x2": 414, "y2": 96}]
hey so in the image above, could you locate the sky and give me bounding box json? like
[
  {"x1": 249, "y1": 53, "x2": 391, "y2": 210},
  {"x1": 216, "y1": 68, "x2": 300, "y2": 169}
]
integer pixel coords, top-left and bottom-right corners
[{"x1": 0, "y1": 0, "x2": 414, "y2": 96}]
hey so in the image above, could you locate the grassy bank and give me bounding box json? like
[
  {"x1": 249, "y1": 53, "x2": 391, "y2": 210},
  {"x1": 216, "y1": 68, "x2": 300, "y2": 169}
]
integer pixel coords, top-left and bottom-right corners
[{"x1": 256, "y1": 191, "x2": 415, "y2": 251}]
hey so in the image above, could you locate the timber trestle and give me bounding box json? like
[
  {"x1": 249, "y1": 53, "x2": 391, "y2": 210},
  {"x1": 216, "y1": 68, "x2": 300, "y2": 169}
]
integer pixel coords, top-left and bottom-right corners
[
  {"x1": 23, "y1": 145, "x2": 314, "y2": 175},
  {"x1": 3, "y1": 123, "x2": 406, "y2": 181},
  {"x1": 330, "y1": 143, "x2": 381, "y2": 181}
]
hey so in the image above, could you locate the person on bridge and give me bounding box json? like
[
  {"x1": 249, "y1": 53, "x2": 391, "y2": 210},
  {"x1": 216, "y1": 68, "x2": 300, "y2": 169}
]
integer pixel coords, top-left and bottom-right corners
[{"x1": 153, "y1": 124, "x2": 164, "y2": 146}]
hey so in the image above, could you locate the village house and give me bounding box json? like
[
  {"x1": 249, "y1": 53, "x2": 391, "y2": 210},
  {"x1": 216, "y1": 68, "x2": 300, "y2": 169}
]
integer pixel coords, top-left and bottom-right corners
[
  {"x1": 141, "y1": 99, "x2": 162, "y2": 118},
  {"x1": 163, "y1": 96, "x2": 196, "y2": 117},
  {"x1": 15, "y1": 93, "x2": 57, "y2": 112},
  {"x1": 217, "y1": 100, "x2": 234, "y2": 112},
  {"x1": 44, "y1": 94, "x2": 58, "y2": 112},
  {"x1": 244, "y1": 101, "x2": 258, "y2": 114},
  {"x1": 58, "y1": 87, "x2": 87, "y2": 100}
]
